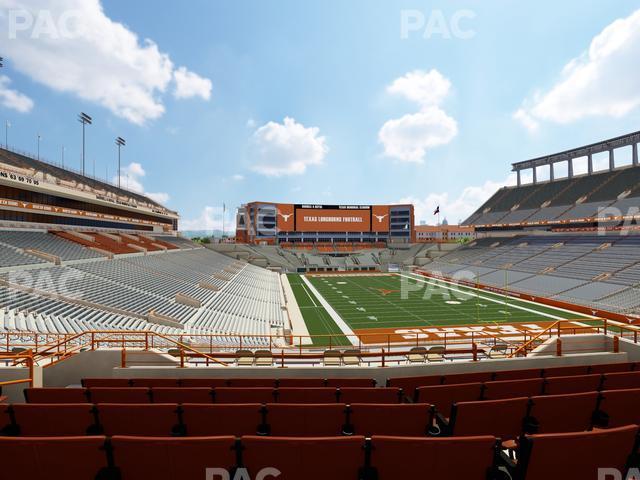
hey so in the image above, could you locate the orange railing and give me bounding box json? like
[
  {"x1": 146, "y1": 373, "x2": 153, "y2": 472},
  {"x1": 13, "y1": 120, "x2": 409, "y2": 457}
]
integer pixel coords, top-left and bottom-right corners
[{"x1": 0, "y1": 351, "x2": 35, "y2": 389}]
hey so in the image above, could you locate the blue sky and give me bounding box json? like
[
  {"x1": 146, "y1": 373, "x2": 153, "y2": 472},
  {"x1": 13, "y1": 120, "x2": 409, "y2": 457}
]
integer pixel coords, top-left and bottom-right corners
[{"x1": 1, "y1": 1, "x2": 640, "y2": 228}]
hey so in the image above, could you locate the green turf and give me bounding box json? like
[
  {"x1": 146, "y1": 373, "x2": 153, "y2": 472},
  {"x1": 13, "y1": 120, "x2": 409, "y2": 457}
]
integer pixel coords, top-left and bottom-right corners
[
  {"x1": 297, "y1": 273, "x2": 593, "y2": 335},
  {"x1": 287, "y1": 274, "x2": 351, "y2": 346}
]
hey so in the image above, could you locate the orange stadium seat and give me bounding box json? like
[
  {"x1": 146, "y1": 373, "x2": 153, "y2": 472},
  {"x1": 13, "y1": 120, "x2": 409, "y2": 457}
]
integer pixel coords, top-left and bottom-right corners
[
  {"x1": 276, "y1": 387, "x2": 338, "y2": 403},
  {"x1": 111, "y1": 436, "x2": 237, "y2": 480},
  {"x1": 596, "y1": 389, "x2": 640, "y2": 428},
  {"x1": 542, "y1": 365, "x2": 591, "y2": 378},
  {"x1": 263, "y1": 404, "x2": 347, "y2": 436},
  {"x1": 369, "y1": 435, "x2": 497, "y2": 480},
  {"x1": 325, "y1": 378, "x2": 376, "y2": 387},
  {"x1": 601, "y1": 371, "x2": 640, "y2": 390},
  {"x1": 226, "y1": 378, "x2": 276, "y2": 387},
  {"x1": 442, "y1": 372, "x2": 494, "y2": 385},
  {"x1": 96, "y1": 404, "x2": 181, "y2": 437},
  {"x1": 130, "y1": 378, "x2": 180, "y2": 388},
  {"x1": 277, "y1": 378, "x2": 327, "y2": 387},
  {"x1": 89, "y1": 387, "x2": 151, "y2": 404},
  {"x1": 214, "y1": 387, "x2": 275, "y2": 403},
  {"x1": 482, "y1": 378, "x2": 544, "y2": 400},
  {"x1": 589, "y1": 363, "x2": 636, "y2": 375},
  {"x1": 386, "y1": 375, "x2": 442, "y2": 399},
  {"x1": 492, "y1": 368, "x2": 542, "y2": 381},
  {"x1": 241, "y1": 436, "x2": 366, "y2": 480},
  {"x1": 513, "y1": 425, "x2": 639, "y2": 480},
  {"x1": 338, "y1": 387, "x2": 402, "y2": 404},
  {"x1": 416, "y1": 383, "x2": 483, "y2": 419},
  {"x1": 151, "y1": 387, "x2": 213, "y2": 404},
  {"x1": 10, "y1": 404, "x2": 97, "y2": 437},
  {"x1": 24, "y1": 388, "x2": 88, "y2": 404},
  {"x1": 179, "y1": 378, "x2": 228, "y2": 388},
  {"x1": 447, "y1": 397, "x2": 529, "y2": 440},
  {"x1": 0, "y1": 436, "x2": 110, "y2": 479},
  {"x1": 81, "y1": 378, "x2": 131, "y2": 388},
  {"x1": 348, "y1": 403, "x2": 433, "y2": 437},
  {"x1": 0, "y1": 403, "x2": 12, "y2": 435},
  {"x1": 525, "y1": 392, "x2": 599, "y2": 434},
  {"x1": 543, "y1": 374, "x2": 602, "y2": 395},
  {"x1": 181, "y1": 404, "x2": 263, "y2": 437}
]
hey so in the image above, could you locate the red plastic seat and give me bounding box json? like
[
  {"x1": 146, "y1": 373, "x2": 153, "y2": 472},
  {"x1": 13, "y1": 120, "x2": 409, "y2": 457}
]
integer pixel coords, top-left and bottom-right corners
[
  {"x1": 542, "y1": 365, "x2": 591, "y2": 378},
  {"x1": 0, "y1": 436, "x2": 109, "y2": 479},
  {"x1": 370, "y1": 435, "x2": 497, "y2": 479},
  {"x1": 597, "y1": 388, "x2": 640, "y2": 428},
  {"x1": 11, "y1": 404, "x2": 97, "y2": 436},
  {"x1": 543, "y1": 374, "x2": 602, "y2": 395},
  {"x1": 349, "y1": 403, "x2": 432, "y2": 436},
  {"x1": 442, "y1": 372, "x2": 493, "y2": 385},
  {"x1": 415, "y1": 383, "x2": 483, "y2": 418},
  {"x1": 179, "y1": 378, "x2": 228, "y2": 388},
  {"x1": 449, "y1": 397, "x2": 529, "y2": 440},
  {"x1": 96, "y1": 404, "x2": 181, "y2": 436},
  {"x1": 516, "y1": 425, "x2": 638, "y2": 480},
  {"x1": 241, "y1": 436, "x2": 365, "y2": 480},
  {"x1": 214, "y1": 387, "x2": 275, "y2": 403},
  {"x1": 526, "y1": 392, "x2": 598, "y2": 434},
  {"x1": 276, "y1": 387, "x2": 338, "y2": 403},
  {"x1": 325, "y1": 378, "x2": 376, "y2": 387},
  {"x1": 601, "y1": 371, "x2": 640, "y2": 391},
  {"x1": 181, "y1": 404, "x2": 262, "y2": 436},
  {"x1": 130, "y1": 378, "x2": 180, "y2": 388},
  {"x1": 111, "y1": 435, "x2": 236, "y2": 479},
  {"x1": 339, "y1": 387, "x2": 402, "y2": 404},
  {"x1": 152, "y1": 387, "x2": 213, "y2": 403},
  {"x1": 89, "y1": 387, "x2": 150, "y2": 404},
  {"x1": 277, "y1": 378, "x2": 327, "y2": 387},
  {"x1": 482, "y1": 378, "x2": 544, "y2": 400},
  {"x1": 0, "y1": 403, "x2": 13, "y2": 434},
  {"x1": 492, "y1": 368, "x2": 542, "y2": 381},
  {"x1": 589, "y1": 363, "x2": 635, "y2": 375},
  {"x1": 386, "y1": 375, "x2": 442, "y2": 399},
  {"x1": 24, "y1": 388, "x2": 88, "y2": 404},
  {"x1": 226, "y1": 378, "x2": 275, "y2": 387},
  {"x1": 81, "y1": 378, "x2": 131, "y2": 387},
  {"x1": 265, "y1": 404, "x2": 347, "y2": 436}
]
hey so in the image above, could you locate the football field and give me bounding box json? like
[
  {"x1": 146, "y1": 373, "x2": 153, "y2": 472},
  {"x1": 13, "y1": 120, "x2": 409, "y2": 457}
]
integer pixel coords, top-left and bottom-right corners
[{"x1": 288, "y1": 272, "x2": 595, "y2": 345}]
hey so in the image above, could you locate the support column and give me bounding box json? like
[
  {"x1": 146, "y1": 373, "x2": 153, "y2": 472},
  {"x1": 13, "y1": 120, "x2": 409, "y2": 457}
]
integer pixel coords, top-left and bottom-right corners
[
  {"x1": 609, "y1": 149, "x2": 615, "y2": 171},
  {"x1": 532, "y1": 166, "x2": 537, "y2": 184},
  {"x1": 516, "y1": 170, "x2": 521, "y2": 187},
  {"x1": 549, "y1": 163, "x2": 555, "y2": 181},
  {"x1": 587, "y1": 154, "x2": 593, "y2": 174},
  {"x1": 633, "y1": 143, "x2": 638, "y2": 166},
  {"x1": 568, "y1": 158, "x2": 574, "y2": 178}
]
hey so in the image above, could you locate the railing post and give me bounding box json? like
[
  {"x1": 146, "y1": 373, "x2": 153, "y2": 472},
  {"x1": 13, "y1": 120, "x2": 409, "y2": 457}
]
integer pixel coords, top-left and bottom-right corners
[
  {"x1": 603, "y1": 319, "x2": 608, "y2": 336},
  {"x1": 613, "y1": 336, "x2": 620, "y2": 353},
  {"x1": 281, "y1": 350, "x2": 285, "y2": 368},
  {"x1": 180, "y1": 348, "x2": 185, "y2": 368},
  {"x1": 121, "y1": 348, "x2": 127, "y2": 368},
  {"x1": 144, "y1": 332, "x2": 149, "y2": 351},
  {"x1": 556, "y1": 339, "x2": 562, "y2": 357},
  {"x1": 28, "y1": 353, "x2": 34, "y2": 388},
  {"x1": 91, "y1": 332, "x2": 95, "y2": 351},
  {"x1": 472, "y1": 343, "x2": 478, "y2": 362},
  {"x1": 381, "y1": 348, "x2": 386, "y2": 368}
]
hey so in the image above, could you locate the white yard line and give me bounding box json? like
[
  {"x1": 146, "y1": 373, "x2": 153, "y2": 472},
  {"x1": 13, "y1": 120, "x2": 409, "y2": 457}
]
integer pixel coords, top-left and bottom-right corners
[
  {"x1": 301, "y1": 275, "x2": 358, "y2": 344},
  {"x1": 400, "y1": 273, "x2": 598, "y2": 321}
]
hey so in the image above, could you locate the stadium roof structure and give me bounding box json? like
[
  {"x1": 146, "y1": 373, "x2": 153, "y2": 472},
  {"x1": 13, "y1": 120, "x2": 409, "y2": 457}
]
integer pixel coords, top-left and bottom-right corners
[{"x1": 512, "y1": 130, "x2": 640, "y2": 186}]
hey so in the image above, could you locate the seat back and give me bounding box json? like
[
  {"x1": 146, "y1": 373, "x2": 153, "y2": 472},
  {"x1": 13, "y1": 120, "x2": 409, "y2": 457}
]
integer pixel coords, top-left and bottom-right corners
[
  {"x1": 89, "y1": 387, "x2": 151, "y2": 404},
  {"x1": 369, "y1": 435, "x2": 497, "y2": 479},
  {"x1": 214, "y1": 387, "x2": 275, "y2": 404},
  {"x1": 482, "y1": 378, "x2": 544, "y2": 400},
  {"x1": 241, "y1": 436, "x2": 365, "y2": 480},
  {"x1": 325, "y1": 378, "x2": 376, "y2": 387},
  {"x1": 181, "y1": 404, "x2": 263, "y2": 436},
  {"x1": 589, "y1": 363, "x2": 635, "y2": 375},
  {"x1": 492, "y1": 368, "x2": 542, "y2": 381},
  {"x1": 264, "y1": 404, "x2": 347, "y2": 436},
  {"x1": 180, "y1": 378, "x2": 228, "y2": 388},
  {"x1": 349, "y1": 403, "x2": 432, "y2": 436},
  {"x1": 517, "y1": 425, "x2": 639, "y2": 480},
  {"x1": 450, "y1": 397, "x2": 529, "y2": 440},
  {"x1": 226, "y1": 378, "x2": 276, "y2": 387},
  {"x1": 0, "y1": 403, "x2": 12, "y2": 435},
  {"x1": 442, "y1": 372, "x2": 493, "y2": 385},
  {"x1": 596, "y1": 388, "x2": 640, "y2": 428},
  {"x1": 386, "y1": 375, "x2": 442, "y2": 399},
  {"x1": 542, "y1": 365, "x2": 591, "y2": 378},
  {"x1": 96, "y1": 404, "x2": 181, "y2": 436},
  {"x1": 276, "y1": 387, "x2": 338, "y2": 403},
  {"x1": 543, "y1": 374, "x2": 602, "y2": 395},
  {"x1": 81, "y1": 378, "x2": 131, "y2": 388},
  {"x1": 24, "y1": 388, "x2": 88, "y2": 404},
  {"x1": 11, "y1": 404, "x2": 97, "y2": 436},
  {"x1": 339, "y1": 387, "x2": 402, "y2": 404},
  {"x1": 111, "y1": 435, "x2": 237, "y2": 479},
  {"x1": 416, "y1": 383, "x2": 483, "y2": 418},
  {"x1": 0, "y1": 436, "x2": 109, "y2": 479},
  {"x1": 601, "y1": 371, "x2": 640, "y2": 391},
  {"x1": 151, "y1": 387, "x2": 213, "y2": 404},
  {"x1": 277, "y1": 378, "x2": 327, "y2": 387},
  {"x1": 526, "y1": 392, "x2": 599, "y2": 434},
  {"x1": 130, "y1": 378, "x2": 180, "y2": 388}
]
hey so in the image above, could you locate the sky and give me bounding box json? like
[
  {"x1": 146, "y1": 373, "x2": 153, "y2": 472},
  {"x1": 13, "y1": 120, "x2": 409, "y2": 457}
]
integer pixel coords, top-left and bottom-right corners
[{"x1": 1, "y1": 1, "x2": 640, "y2": 229}]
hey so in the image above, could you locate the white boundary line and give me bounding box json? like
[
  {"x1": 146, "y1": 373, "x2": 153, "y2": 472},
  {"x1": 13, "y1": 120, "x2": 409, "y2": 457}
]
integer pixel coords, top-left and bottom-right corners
[
  {"x1": 400, "y1": 272, "x2": 598, "y2": 322},
  {"x1": 301, "y1": 275, "x2": 358, "y2": 344}
]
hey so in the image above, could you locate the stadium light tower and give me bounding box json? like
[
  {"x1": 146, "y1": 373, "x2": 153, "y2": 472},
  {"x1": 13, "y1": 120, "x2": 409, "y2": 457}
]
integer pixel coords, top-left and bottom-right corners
[
  {"x1": 4, "y1": 120, "x2": 9, "y2": 149},
  {"x1": 78, "y1": 112, "x2": 92, "y2": 175},
  {"x1": 115, "y1": 137, "x2": 126, "y2": 188},
  {"x1": 37, "y1": 134, "x2": 41, "y2": 160}
]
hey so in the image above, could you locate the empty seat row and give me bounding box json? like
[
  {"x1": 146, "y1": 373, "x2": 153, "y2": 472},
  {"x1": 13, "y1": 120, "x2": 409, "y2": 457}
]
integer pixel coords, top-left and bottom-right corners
[
  {"x1": 388, "y1": 362, "x2": 638, "y2": 397},
  {"x1": 81, "y1": 377, "x2": 376, "y2": 388},
  {"x1": 24, "y1": 387, "x2": 404, "y2": 405},
  {"x1": 0, "y1": 403, "x2": 432, "y2": 438},
  {"x1": 1, "y1": 426, "x2": 638, "y2": 480},
  {"x1": 416, "y1": 372, "x2": 640, "y2": 416}
]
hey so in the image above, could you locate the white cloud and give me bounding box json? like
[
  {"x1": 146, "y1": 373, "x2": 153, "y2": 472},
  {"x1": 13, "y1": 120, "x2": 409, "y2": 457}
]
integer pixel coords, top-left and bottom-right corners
[
  {"x1": 114, "y1": 162, "x2": 169, "y2": 205},
  {"x1": 512, "y1": 108, "x2": 539, "y2": 133},
  {"x1": 180, "y1": 205, "x2": 233, "y2": 232},
  {"x1": 0, "y1": 75, "x2": 34, "y2": 112},
  {"x1": 0, "y1": 0, "x2": 211, "y2": 124},
  {"x1": 231, "y1": 174, "x2": 244, "y2": 181},
  {"x1": 173, "y1": 66, "x2": 212, "y2": 100},
  {"x1": 402, "y1": 175, "x2": 515, "y2": 225},
  {"x1": 250, "y1": 117, "x2": 328, "y2": 176},
  {"x1": 515, "y1": 9, "x2": 640, "y2": 129},
  {"x1": 379, "y1": 69, "x2": 457, "y2": 163}
]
